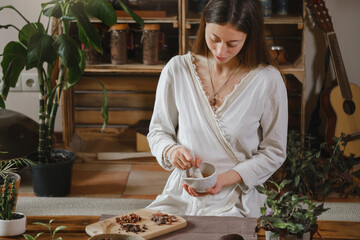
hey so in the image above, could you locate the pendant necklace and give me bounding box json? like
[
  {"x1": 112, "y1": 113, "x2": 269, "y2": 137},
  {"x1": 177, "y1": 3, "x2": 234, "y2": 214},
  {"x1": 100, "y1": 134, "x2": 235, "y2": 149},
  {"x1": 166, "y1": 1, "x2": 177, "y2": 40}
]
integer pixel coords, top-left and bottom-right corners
[{"x1": 206, "y1": 53, "x2": 241, "y2": 108}]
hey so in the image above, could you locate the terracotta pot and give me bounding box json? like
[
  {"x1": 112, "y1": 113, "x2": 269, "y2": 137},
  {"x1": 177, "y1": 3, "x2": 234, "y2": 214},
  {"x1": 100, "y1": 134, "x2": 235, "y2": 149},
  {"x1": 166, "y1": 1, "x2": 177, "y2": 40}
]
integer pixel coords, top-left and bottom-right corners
[{"x1": 0, "y1": 212, "x2": 26, "y2": 237}]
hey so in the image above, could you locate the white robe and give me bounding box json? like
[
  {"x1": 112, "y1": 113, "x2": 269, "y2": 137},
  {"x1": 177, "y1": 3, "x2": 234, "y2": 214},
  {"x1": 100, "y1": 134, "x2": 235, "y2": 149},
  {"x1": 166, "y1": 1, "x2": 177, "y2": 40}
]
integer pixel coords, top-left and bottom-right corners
[{"x1": 146, "y1": 52, "x2": 288, "y2": 217}]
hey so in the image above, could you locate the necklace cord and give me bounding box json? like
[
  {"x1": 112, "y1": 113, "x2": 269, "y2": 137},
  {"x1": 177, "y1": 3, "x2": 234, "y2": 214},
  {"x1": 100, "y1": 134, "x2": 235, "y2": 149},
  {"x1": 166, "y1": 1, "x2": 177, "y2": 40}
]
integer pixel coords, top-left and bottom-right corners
[{"x1": 206, "y1": 53, "x2": 241, "y2": 107}]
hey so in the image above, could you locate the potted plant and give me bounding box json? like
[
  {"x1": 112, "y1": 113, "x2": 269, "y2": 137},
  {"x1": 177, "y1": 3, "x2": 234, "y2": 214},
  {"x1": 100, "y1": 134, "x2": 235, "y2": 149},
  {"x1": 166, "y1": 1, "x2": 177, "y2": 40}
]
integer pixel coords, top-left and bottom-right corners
[
  {"x1": 270, "y1": 131, "x2": 327, "y2": 198},
  {"x1": 271, "y1": 131, "x2": 360, "y2": 200},
  {"x1": 255, "y1": 180, "x2": 329, "y2": 240},
  {"x1": 0, "y1": 156, "x2": 33, "y2": 237},
  {"x1": 0, "y1": 0, "x2": 143, "y2": 196}
]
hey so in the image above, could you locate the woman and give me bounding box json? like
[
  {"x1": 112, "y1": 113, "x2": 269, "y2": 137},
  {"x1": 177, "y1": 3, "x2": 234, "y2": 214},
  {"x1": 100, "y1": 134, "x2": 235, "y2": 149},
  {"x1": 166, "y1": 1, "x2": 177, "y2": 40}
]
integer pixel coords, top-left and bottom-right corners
[{"x1": 146, "y1": 0, "x2": 288, "y2": 217}]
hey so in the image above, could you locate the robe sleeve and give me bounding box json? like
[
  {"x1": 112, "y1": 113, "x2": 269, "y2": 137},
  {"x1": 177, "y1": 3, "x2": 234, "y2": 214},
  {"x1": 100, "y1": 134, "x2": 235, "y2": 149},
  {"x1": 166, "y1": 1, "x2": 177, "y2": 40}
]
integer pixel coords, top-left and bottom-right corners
[
  {"x1": 147, "y1": 58, "x2": 179, "y2": 170},
  {"x1": 232, "y1": 69, "x2": 288, "y2": 192}
]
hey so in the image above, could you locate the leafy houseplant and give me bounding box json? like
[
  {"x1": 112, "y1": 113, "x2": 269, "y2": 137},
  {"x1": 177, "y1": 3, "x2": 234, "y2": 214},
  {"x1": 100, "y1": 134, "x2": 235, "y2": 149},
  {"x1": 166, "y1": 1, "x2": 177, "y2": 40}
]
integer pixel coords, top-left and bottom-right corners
[
  {"x1": 0, "y1": 0, "x2": 143, "y2": 196},
  {"x1": 270, "y1": 131, "x2": 360, "y2": 200},
  {"x1": 0, "y1": 156, "x2": 33, "y2": 236},
  {"x1": 270, "y1": 131, "x2": 327, "y2": 197},
  {"x1": 324, "y1": 134, "x2": 360, "y2": 198},
  {"x1": 255, "y1": 180, "x2": 329, "y2": 240}
]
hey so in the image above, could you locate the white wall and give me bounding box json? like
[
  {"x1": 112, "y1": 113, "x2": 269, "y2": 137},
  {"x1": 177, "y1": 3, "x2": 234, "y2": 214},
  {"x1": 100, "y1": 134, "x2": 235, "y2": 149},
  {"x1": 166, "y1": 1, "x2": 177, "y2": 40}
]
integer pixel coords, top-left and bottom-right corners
[
  {"x1": 0, "y1": 0, "x2": 62, "y2": 132},
  {"x1": 1, "y1": 0, "x2": 360, "y2": 135}
]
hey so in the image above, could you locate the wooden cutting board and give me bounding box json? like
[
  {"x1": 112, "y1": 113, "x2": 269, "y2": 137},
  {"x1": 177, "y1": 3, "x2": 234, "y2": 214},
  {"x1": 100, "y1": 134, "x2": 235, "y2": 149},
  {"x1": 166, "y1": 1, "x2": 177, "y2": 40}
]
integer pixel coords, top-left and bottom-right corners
[{"x1": 85, "y1": 208, "x2": 187, "y2": 239}]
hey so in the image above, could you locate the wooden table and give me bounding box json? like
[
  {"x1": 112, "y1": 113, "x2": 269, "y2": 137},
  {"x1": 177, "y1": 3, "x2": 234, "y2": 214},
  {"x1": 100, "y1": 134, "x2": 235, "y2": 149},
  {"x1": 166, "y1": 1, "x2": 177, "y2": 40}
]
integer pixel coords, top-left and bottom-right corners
[{"x1": 3, "y1": 216, "x2": 360, "y2": 240}]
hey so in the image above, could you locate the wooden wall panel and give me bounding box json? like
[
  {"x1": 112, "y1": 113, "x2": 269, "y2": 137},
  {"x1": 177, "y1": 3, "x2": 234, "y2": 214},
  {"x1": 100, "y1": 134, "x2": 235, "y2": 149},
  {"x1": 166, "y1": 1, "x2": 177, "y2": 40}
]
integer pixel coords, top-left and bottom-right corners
[
  {"x1": 75, "y1": 75, "x2": 159, "y2": 92},
  {"x1": 74, "y1": 92, "x2": 155, "y2": 109},
  {"x1": 75, "y1": 110, "x2": 153, "y2": 125}
]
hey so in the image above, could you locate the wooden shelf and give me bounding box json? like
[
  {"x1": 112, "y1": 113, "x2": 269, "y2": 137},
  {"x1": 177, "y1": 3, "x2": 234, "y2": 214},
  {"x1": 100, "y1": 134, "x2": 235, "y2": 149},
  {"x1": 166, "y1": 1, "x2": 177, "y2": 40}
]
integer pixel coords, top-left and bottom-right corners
[
  {"x1": 90, "y1": 15, "x2": 178, "y2": 24},
  {"x1": 264, "y1": 14, "x2": 303, "y2": 25},
  {"x1": 186, "y1": 13, "x2": 303, "y2": 25},
  {"x1": 85, "y1": 63, "x2": 166, "y2": 74}
]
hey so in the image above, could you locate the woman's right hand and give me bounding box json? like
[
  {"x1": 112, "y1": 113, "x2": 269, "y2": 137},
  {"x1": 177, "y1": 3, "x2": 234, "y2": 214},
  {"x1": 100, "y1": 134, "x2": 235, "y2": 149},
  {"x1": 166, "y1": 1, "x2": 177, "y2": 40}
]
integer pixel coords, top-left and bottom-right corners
[{"x1": 169, "y1": 146, "x2": 202, "y2": 170}]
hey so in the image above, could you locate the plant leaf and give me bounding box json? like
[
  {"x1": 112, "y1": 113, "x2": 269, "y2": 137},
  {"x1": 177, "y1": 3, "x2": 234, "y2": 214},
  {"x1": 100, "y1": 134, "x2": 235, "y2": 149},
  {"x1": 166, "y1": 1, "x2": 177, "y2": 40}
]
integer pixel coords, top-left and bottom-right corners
[
  {"x1": 64, "y1": 46, "x2": 85, "y2": 87},
  {"x1": 26, "y1": 33, "x2": 57, "y2": 69},
  {"x1": 71, "y1": 2, "x2": 102, "y2": 52},
  {"x1": 255, "y1": 185, "x2": 267, "y2": 194},
  {"x1": 19, "y1": 22, "x2": 46, "y2": 46},
  {"x1": 84, "y1": 77, "x2": 108, "y2": 132},
  {"x1": 279, "y1": 179, "x2": 292, "y2": 190},
  {"x1": 43, "y1": 2, "x2": 62, "y2": 19},
  {"x1": 114, "y1": 0, "x2": 144, "y2": 28},
  {"x1": 263, "y1": 216, "x2": 287, "y2": 229},
  {"x1": 66, "y1": 67, "x2": 82, "y2": 87},
  {"x1": 53, "y1": 225, "x2": 67, "y2": 234},
  {"x1": 23, "y1": 234, "x2": 36, "y2": 240},
  {"x1": 33, "y1": 222, "x2": 50, "y2": 228},
  {"x1": 100, "y1": 81, "x2": 108, "y2": 132},
  {"x1": 23, "y1": 232, "x2": 43, "y2": 240},
  {"x1": 54, "y1": 34, "x2": 81, "y2": 69},
  {"x1": 294, "y1": 175, "x2": 300, "y2": 187},
  {"x1": 0, "y1": 96, "x2": 5, "y2": 109},
  {"x1": 1, "y1": 41, "x2": 27, "y2": 98},
  {"x1": 54, "y1": 34, "x2": 84, "y2": 87},
  {"x1": 86, "y1": 0, "x2": 117, "y2": 26}
]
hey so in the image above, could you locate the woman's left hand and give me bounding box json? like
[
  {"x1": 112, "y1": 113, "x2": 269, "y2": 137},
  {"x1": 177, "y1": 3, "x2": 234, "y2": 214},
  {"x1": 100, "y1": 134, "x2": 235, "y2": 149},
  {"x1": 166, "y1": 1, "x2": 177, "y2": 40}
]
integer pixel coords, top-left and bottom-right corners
[
  {"x1": 182, "y1": 173, "x2": 225, "y2": 197},
  {"x1": 182, "y1": 170, "x2": 242, "y2": 197}
]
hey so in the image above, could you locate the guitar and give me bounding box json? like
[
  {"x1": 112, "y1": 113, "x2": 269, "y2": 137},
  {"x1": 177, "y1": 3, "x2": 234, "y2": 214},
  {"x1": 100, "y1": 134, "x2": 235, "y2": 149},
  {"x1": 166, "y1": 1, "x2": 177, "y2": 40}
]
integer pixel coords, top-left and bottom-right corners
[{"x1": 306, "y1": 0, "x2": 360, "y2": 158}]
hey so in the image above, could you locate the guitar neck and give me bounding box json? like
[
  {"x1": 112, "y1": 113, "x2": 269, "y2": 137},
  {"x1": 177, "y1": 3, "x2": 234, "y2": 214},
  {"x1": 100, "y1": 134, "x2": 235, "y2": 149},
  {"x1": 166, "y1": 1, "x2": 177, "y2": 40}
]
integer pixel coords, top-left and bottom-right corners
[{"x1": 327, "y1": 32, "x2": 352, "y2": 100}]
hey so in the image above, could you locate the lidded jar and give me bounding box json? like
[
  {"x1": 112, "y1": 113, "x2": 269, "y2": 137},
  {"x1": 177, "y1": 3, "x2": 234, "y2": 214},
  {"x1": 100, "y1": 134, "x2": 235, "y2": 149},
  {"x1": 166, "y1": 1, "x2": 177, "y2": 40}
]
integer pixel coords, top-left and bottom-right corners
[
  {"x1": 259, "y1": 0, "x2": 272, "y2": 18},
  {"x1": 142, "y1": 24, "x2": 160, "y2": 65},
  {"x1": 110, "y1": 24, "x2": 128, "y2": 65}
]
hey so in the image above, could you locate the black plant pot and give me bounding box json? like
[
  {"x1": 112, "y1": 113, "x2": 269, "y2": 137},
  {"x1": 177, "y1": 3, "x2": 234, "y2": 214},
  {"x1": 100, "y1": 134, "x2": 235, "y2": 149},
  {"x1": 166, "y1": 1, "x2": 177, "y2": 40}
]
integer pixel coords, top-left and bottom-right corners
[{"x1": 28, "y1": 150, "x2": 75, "y2": 197}]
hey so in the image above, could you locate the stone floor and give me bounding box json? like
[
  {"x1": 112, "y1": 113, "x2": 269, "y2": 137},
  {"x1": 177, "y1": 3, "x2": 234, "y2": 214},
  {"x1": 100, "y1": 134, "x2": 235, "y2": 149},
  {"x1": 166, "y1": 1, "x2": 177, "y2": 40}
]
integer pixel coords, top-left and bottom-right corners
[{"x1": 18, "y1": 161, "x2": 171, "y2": 199}]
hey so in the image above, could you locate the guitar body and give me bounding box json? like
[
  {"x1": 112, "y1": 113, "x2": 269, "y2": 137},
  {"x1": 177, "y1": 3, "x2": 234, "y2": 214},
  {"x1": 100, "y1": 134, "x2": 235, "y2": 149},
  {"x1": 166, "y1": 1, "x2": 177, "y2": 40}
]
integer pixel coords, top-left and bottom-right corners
[{"x1": 328, "y1": 84, "x2": 360, "y2": 158}]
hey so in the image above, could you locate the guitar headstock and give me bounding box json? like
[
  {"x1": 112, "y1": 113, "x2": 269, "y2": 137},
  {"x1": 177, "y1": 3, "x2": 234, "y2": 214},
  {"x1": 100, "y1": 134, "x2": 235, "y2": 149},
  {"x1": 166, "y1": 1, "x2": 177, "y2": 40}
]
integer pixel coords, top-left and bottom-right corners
[{"x1": 305, "y1": 0, "x2": 334, "y2": 33}]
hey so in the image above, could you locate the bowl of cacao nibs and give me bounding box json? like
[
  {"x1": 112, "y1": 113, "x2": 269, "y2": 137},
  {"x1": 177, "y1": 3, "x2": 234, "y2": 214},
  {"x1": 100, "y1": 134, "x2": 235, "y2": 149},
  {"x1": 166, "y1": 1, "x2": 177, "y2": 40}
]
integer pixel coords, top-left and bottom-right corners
[{"x1": 182, "y1": 162, "x2": 217, "y2": 193}]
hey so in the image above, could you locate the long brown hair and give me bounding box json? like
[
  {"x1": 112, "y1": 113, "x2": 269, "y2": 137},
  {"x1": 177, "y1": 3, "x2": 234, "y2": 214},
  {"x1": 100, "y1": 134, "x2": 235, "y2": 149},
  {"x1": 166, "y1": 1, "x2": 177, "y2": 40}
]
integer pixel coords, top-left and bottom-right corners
[{"x1": 192, "y1": 0, "x2": 276, "y2": 69}]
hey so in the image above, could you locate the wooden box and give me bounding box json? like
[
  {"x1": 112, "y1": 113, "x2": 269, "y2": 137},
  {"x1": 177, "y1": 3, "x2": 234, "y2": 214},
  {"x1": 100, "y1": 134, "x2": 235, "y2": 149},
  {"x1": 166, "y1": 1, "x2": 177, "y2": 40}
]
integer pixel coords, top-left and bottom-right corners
[{"x1": 136, "y1": 120, "x2": 151, "y2": 152}]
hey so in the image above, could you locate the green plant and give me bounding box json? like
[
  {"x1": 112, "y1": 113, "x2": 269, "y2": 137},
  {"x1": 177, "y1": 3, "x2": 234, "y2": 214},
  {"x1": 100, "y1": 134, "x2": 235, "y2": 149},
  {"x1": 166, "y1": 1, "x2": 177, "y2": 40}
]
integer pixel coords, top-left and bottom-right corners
[
  {"x1": 23, "y1": 219, "x2": 66, "y2": 240},
  {"x1": 0, "y1": 156, "x2": 33, "y2": 220},
  {"x1": 0, "y1": 154, "x2": 34, "y2": 179},
  {"x1": 255, "y1": 180, "x2": 329, "y2": 237},
  {"x1": 0, "y1": 176, "x2": 17, "y2": 220},
  {"x1": 0, "y1": 0, "x2": 143, "y2": 164},
  {"x1": 271, "y1": 131, "x2": 360, "y2": 200},
  {"x1": 325, "y1": 134, "x2": 360, "y2": 198},
  {"x1": 273, "y1": 131, "x2": 327, "y2": 197}
]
